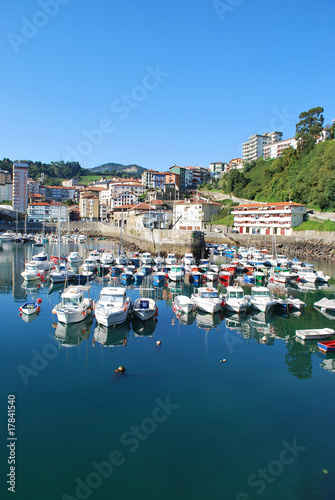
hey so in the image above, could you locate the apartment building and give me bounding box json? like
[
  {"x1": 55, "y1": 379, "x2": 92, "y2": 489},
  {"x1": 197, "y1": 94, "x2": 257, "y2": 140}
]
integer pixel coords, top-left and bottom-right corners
[
  {"x1": 232, "y1": 201, "x2": 307, "y2": 236},
  {"x1": 263, "y1": 137, "x2": 298, "y2": 159},
  {"x1": 242, "y1": 132, "x2": 283, "y2": 163},
  {"x1": 12, "y1": 162, "x2": 29, "y2": 212},
  {"x1": 79, "y1": 193, "x2": 99, "y2": 221},
  {"x1": 141, "y1": 169, "x2": 159, "y2": 188}
]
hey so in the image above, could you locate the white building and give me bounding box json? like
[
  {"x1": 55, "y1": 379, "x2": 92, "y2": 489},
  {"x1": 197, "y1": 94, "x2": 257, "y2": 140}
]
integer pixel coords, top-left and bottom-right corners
[
  {"x1": 12, "y1": 162, "x2": 28, "y2": 212},
  {"x1": 232, "y1": 201, "x2": 307, "y2": 236},
  {"x1": 110, "y1": 182, "x2": 146, "y2": 197},
  {"x1": 27, "y1": 202, "x2": 68, "y2": 222},
  {"x1": 111, "y1": 191, "x2": 139, "y2": 208},
  {"x1": 242, "y1": 132, "x2": 283, "y2": 163},
  {"x1": 209, "y1": 162, "x2": 228, "y2": 178},
  {"x1": 173, "y1": 196, "x2": 221, "y2": 231},
  {"x1": 263, "y1": 137, "x2": 297, "y2": 159}
]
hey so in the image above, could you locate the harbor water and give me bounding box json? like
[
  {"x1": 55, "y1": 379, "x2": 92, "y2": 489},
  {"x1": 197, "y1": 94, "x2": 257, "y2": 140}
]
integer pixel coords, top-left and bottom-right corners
[{"x1": 1, "y1": 240, "x2": 335, "y2": 500}]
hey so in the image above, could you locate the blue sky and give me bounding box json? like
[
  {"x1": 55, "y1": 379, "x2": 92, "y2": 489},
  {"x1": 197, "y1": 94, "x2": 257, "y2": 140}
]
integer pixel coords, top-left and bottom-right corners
[{"x1": 1, "y1": 0, "x2": 334, "y2": 171}]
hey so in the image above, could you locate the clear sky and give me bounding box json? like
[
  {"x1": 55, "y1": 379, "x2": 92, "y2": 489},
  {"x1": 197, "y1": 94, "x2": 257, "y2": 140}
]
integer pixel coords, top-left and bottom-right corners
[{"x1": 1, "y1": 0, "x2": 334, "y2": 171}]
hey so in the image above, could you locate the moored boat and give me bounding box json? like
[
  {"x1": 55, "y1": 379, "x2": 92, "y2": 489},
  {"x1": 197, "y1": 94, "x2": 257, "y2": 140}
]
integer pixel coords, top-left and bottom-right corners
[
  {"x1": 173, "y1": 295, "x2": 195, "y2": 314},
  {"x1": 132, "y1": 297, "x2": 158, "y2": 321},
  {"x1": 94, "y1": 287, "x2": 131, "y2": 327},
  {"x1": 317, "y1": 340, "x2": 335, "y2": 352},
  {"x1": 52, "y1": 285, "x2": 94, "y2": 324},
  {"x1": 296, "y1": 328, "x2": 335, "y2": 340}
]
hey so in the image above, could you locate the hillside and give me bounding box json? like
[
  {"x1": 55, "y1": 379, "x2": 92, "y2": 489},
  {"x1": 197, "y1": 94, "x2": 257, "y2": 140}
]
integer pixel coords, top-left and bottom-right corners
[
  {"x1": 211, "y1": 140, "x2": 335, "y2": 211},
  {"x1": 91, "y1": 162, "x2": 145, "y2": 177}
]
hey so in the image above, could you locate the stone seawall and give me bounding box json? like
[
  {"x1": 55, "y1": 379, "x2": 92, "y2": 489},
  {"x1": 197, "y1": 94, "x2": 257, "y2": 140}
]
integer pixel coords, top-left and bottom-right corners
[{"x1": 66, "y1": 223, "x2": 335, "y2": 261}]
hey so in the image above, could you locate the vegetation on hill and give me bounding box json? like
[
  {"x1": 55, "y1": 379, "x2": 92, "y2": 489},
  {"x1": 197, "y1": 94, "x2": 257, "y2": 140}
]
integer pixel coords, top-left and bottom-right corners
[
  {"x1": 91, "y1": 162, "x2": 145, "y2": 178},
  {"x1": 206, "y1": 115, "x2": 335, "y2": 211},
  {"x1": 0, "y1": 159, "x2": 144, "y2": 185}
]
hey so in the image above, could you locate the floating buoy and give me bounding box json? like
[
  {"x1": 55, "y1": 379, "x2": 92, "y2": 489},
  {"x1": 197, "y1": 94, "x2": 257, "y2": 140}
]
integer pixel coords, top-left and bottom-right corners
[
  {"x1": 261, "y1": 336, "x2": 267, "y2": 343},
  {"x1": 323, "y1": 469, "x2": 329, "y2": 475},
  {"x1": 115, "y1": 365, "x2": 126, "y2": 373},
  {"x1": 156, "y1": 341, "x2": 161, "y2": 346},
  {"x1": 220, "y1": 359, "x2": 226, "y2": 363},
  {"x1": 36, "y1": 298, "x2": 42, "y2": 304}
]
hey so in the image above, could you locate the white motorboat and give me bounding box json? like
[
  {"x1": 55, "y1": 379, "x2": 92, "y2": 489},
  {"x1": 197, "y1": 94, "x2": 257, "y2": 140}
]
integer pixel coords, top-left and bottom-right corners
[
  {"x1": 191, "y1": 287, "x2": 222, "y2": 314},
  {"x1": 141, "y1": 252, "x2": 153, "y2": 265},
  {"x1": 68, "y1": 251, "x2": 83, "y2": 265},
  {"x1": 285, "y1": 295, "x2": 305, "y2": 311},
  {"x1": 223, "y1": 286, "x2": 250, "y2": 313},
  {"x1": 95, "y1": 287, "x2": 131, "y2": 327},
  {"x1": 314, "y1": 297, "x2": 335, "y2": 314},
  {"x1": 49, "y1": 264, "x2": 76, "y2": 283},
  {"x1": 100, "y1": 251, "x2": 114, "y2": 265},
  {"x1": 52, "y1": 285, "x2": 94, "y2": 324},
  {"x1": 173, "y1": 295, "x2": 195, "y2": 314},
  {"x1": 30, "y1": 251, "x2": 51, "y2": 271},
  {"x1": 168, "y1": 265, "x2": 184, "y2": 281},
  {"x1": 249, "y1": 286, "x2": 276, "y2": 313},
  {"x1": 295, "y1": 328, "x2": 335, "y2": 340},
  {"x1": 182, "y1": 252, "x2": 195, "y2": 269},
  {"x1": 0, "y1": 230, "x2": 15, "y2": 241},
  {"x1": 166, "y1": 253, "x2": 177, "y2": 265},
  {"x1": 132, "y1": 297, "x2": 157, "y2": 321},
  {"x1": 21, "y1": 263, "x2": 44, "y2": 281},
  {"x1": 82, "y1": 258, "x2": 99, "y2": 272},
  {"x1": 115, "y1": 253, "x2": 128, "y2": 266}
]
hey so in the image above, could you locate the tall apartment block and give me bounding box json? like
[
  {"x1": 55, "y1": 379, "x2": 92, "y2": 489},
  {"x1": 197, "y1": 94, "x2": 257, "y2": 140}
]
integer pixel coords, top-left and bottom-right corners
[
  {"x1": 242, "y1": 131, "x2": 283, "y2": 163},
  {"x1": 12, "y1": 162, "x2": 28, "y2": 212}
]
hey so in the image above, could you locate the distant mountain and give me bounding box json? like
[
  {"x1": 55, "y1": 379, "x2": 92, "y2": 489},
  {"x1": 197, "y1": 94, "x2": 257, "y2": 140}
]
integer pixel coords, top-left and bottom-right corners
[{"x1": 91, "y1": 163, "x2": 146, "y2": 177}]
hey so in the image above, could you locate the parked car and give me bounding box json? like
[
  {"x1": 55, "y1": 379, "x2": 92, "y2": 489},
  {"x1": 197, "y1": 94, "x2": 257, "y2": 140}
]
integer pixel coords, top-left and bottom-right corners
[
  {"x1": 213, "y1": 228, "x2": 222, "y2": 233},
  {"x1": 231, "y1": 229, "x2": 239, "y2": 233}
]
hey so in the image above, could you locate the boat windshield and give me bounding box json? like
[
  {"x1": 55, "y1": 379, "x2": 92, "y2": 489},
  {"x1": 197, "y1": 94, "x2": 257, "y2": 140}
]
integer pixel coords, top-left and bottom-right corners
[
  {"x1": 63, "y1": 296, "x2": 82, "y2": 306},
  {"x1": 101, "y1": 295, "x2": 124, "y2": 303},
  {"x1": 200, "y1": 291, "x2": 218, "y2": 298},
  {"x1": 252, "y1": 290, "x2": 270, "y2": 297},
  {"x1": 229, "y1": 291, "x2": 244, "y2": 299}
]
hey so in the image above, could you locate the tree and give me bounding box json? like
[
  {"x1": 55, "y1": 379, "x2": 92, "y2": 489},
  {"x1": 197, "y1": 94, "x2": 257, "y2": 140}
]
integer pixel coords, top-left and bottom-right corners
[{"x1": 295, "y1": 106, "x2": 324, "y2": 155}]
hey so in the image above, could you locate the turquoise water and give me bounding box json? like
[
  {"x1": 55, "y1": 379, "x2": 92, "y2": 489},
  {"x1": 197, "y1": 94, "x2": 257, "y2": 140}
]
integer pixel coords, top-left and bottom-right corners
[{"x1": 1, "y1": 241, "x2": 335, "y2": 500}]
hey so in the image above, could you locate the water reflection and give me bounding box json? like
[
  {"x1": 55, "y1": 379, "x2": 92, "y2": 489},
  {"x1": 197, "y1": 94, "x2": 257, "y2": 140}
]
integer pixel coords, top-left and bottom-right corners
[
  {"x1": 132, "y1": 315, "x2": 158, "y2": 337},
  {"x1": 94, "y1": 318, "x2": 131, "y2": 347},
  {"x1": 54, "y1": 316, "x2": 93, "y2": 347}
]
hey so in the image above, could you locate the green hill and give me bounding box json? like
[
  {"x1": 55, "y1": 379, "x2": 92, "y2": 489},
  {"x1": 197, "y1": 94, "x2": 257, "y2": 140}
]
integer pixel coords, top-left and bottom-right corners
[
  {"x1": 213, "y1": 140, "x2": 335, "y2": 211},
  {"x1": 91, "y1": 162, "x2": 145, "y2": 177}
]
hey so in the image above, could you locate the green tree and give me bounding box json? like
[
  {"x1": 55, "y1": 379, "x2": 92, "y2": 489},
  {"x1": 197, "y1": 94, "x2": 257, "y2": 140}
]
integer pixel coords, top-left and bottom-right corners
[{"x1": 295, "y1": 106, "x2": 324, "y2": 155}]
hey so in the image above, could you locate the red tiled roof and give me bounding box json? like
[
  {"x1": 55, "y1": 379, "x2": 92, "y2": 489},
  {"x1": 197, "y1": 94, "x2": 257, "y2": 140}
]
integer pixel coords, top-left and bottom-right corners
[{"x1": 235, "y1": 201, "x2": 305, "y2": 208}]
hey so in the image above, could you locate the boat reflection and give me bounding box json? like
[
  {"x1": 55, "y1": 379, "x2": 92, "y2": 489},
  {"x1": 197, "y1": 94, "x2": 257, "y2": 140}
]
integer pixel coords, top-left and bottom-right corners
[
  {"x1": 21, "y1": 280, "x2": 45, "y2": 294},
  {"x1": 248, "y1": 310, "x2": 276, "y2": 338},
  {"x1": 94, "y1": 318, "x2": 131, "y2": 347},
  {"x1": 132, "y1": 315, "x2": 158, "y2": 337},
  {"x1": 20, "y1": 311, "x2": 40, "y2": 323},
  {"x1": 174, "y1": 309, "x2": 196, "y2": 326},
  {"x1": 196, "y1": 310, "x2": 223, "y2": 330},
  {"x1": 54, "y1": 315, "x2": 93, "y2": 347}
]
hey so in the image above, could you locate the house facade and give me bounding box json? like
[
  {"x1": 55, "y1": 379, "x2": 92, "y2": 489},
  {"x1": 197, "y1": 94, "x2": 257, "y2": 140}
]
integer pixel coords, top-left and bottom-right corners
[
  {"x1": 173, "y1": 197, "x2": 221, "y2": 231},
  {"x1": 232, "y1": 201, "x2": 307, "y2": 235}
]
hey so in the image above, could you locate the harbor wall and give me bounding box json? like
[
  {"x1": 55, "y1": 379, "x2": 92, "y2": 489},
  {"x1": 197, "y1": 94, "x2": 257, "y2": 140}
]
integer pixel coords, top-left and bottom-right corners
[{"x1": 65, "y1": 222, "x2": 335, "y2": 261}]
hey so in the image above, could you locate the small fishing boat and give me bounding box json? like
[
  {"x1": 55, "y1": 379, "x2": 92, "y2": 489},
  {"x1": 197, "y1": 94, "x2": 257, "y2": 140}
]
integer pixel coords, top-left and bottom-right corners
[
  {"x1": 250, "y1": 286, "x2": 276, "y2": 314},
  {"x1": 95, "y1": 287, "x2": 131, "y2": 327},
  {"x1": 191, "y1": 287, "x2": 223, "y2": 314},
  {"x1": 173, "y1": 295, "x2": 195, "y2": 314},
  {"x1": 223, "y1": 286, "x2": 250, "y2": 313},
  {"x1": 19, "y1": 298, "x2": 42, "y2": 316},
  {"x1": 52, "y1": 285, "x2": 94, "y2": 324},
  {"x1": 68, "y1": 251, "x2": 83, "y2": 265},
  {"x1": 166, "y1": 253, "x2": 177, "y2": 265},
  {"x1": 317, "y1": 340, "x2": 335, "y2": 352},
  {"x1": 296, "y1": 328, "x2": 335, "y2": 340},
  {"x1": 49, "y1": 264, "x2": 76, "y2": 283},
  {"x1": 314, "y1": 297, "x2": 335, "y2": 315},
  {"x1": 168, "y1": 265, "x2": 184, "y2": 281},
  {"x1": 21, "y1": 263, "x2": 45, "y2": 281},
  {"x1": 132, "y1": 297, "x2": 158, "y2": 321},
  {"x1": 133, "y1": 271, "x2": 145, "y2": 285}
]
